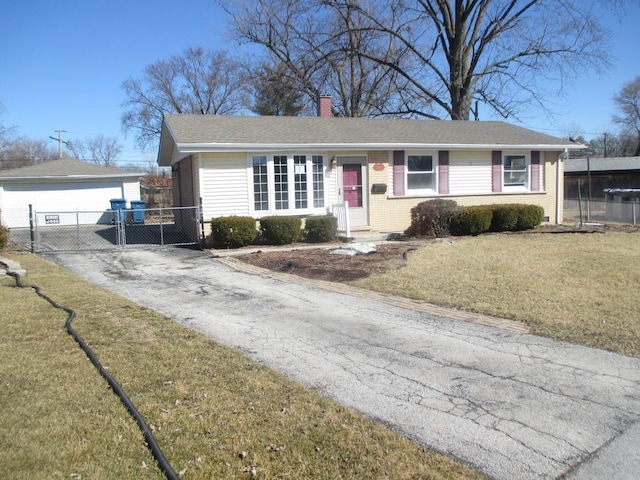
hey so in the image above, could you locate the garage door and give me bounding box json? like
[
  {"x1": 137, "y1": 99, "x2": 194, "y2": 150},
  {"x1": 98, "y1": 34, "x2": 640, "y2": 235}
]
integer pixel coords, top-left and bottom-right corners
[{"x1": 3, "y1": 181, "x2": 124, "y2": 228}]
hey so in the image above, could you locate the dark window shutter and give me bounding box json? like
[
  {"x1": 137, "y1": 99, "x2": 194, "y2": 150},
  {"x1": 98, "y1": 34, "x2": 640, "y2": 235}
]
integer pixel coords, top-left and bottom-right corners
[
  {"x1": 492, "y1": 150, "x2": 502, "y2": 193},
  {"x1": 530, "y1": 151, "x2": 541, "y2": 191},
  {"x1": 438, "y1": 151, "x2": 449, "y2": 194},
  {"x1": 393, "y1": 150, "x2": 405, "y2": 196}
]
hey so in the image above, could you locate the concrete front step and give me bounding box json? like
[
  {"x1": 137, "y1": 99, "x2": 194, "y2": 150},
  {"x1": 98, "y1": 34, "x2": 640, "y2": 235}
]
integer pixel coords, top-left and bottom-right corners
[
  {"x1": 0, "y1": 256, "x2": 27, "y2": 278},
  {"x1": 339, "y1": 231, "x2": 399, "y2": 243}
]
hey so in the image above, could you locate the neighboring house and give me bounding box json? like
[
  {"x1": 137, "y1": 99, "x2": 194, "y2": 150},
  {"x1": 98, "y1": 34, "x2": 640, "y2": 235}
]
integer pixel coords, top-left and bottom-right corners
[
  {"x1": 564, "y1": 156, "x2": 640, "y2": 200},
  {"x1": 0, "y1": 157, "x2": 144, "y2": 228},
  {"x1": 157, "y1": 98, "x2": 581, "y2": 233}
]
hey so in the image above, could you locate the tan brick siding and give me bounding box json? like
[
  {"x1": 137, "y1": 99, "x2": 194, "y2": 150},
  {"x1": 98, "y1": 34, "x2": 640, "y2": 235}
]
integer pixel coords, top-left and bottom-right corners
[{"x1": 366, "y1": 150, "x2": 563, "y2": 233}]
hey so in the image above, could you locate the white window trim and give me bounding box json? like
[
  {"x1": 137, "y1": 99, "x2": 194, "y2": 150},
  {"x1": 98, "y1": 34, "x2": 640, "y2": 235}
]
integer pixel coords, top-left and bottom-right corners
[
  {"x1": 502, "y1": 151, "x2": 530, "y2": 192},
  {"x1": 405, "y1": 151, "x2": 438, "y2": 195},
  {"x1": 250, "y1": 154, "x2": 269, "y2": 212},
  {"x1": 247, "y1": 153, "x2": 328, "y2": 216}
]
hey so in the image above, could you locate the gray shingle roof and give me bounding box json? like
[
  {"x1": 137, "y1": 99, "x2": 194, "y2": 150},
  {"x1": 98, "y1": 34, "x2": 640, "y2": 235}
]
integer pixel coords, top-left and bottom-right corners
[
  {"x1": 158, "y1": 114, "x2": 580, "y2": 165},
  {"x1": 0, "y1": 157, "x2": 143, "y2": 179},
  {"x1": 564, "y1": 157, "x2": 640, "y2": 173},
  {"x1": 164, "y1": 114, "x2": 573, "y2": 146}
]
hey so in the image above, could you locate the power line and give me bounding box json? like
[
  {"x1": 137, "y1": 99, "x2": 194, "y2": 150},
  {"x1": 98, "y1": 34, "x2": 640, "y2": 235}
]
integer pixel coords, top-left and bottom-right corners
[{"x1": 48, "y1": 130, "x2": 70, "y2": 158}]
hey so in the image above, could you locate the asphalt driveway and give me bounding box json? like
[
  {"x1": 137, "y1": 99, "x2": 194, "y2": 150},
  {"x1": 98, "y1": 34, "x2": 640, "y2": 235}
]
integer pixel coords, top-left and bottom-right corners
[{"x1": 44, "y1": 247, "x2": 640, "y2": 480}]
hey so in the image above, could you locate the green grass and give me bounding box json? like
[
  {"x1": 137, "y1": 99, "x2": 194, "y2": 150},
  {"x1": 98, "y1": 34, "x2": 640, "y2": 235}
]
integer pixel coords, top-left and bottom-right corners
[
  {"x1": 0, "y1": 253, "x2": 482, "y2": 480},
  {"x1": 354, "y1": 231, "x2": 640, "y2": 357}
]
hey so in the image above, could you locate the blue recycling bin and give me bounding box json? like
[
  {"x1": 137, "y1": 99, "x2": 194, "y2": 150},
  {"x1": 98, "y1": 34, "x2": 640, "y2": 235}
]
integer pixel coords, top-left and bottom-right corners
[
  {"x1": 130, "y1": 200, "x2": 146, "y2": 224},
  {"x1": 110, "y1": 198, "x2": 126, "y2": 224}
]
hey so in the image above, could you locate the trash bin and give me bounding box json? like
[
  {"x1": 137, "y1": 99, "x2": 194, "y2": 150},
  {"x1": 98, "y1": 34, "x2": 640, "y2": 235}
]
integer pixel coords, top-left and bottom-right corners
[
  {"x1": 110, "y1": 198, "x2": 126, "y2": 224},
  {"x1": 130, "y1": 200, "x2": 146, "y2": 224}
]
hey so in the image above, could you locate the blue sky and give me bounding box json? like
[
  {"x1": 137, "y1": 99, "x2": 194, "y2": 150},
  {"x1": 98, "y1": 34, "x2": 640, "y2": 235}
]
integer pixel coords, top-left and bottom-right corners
[{"x1": 1, "y1": 0, "x2": 639, "y2": 167}]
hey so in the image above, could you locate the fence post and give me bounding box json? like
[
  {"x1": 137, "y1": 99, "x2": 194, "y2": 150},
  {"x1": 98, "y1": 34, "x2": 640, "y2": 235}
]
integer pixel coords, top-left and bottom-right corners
[
  {"x1": 199, "y1": 198, "x2": 205, "y2": 246},
  {"x1": 76, "y1": 210, "x2": 81, "y2": 249},
  {"x1": 29, "y1": 204, "x2": 35, "y2": 253},
  {"x1": 159, "y1": 207, "x2": 165, "y2": 245},
  {"x1": 577, "y1": 180, "x2": 583, "y2": 226}
]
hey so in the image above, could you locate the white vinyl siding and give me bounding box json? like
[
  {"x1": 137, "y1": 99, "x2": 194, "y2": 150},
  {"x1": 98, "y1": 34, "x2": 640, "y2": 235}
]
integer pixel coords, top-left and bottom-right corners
[
  {"x1": 199, "y1": 154, "x2": 250, "y2": 219},
  {"x1": 1, "y1": 181, "x2": 126, "y2": 228},
  {"x1": 449, "y1": 151, "x2": 493, "y2": 195},
  {"x1": 123, "y1": 180, "x2": 142, "y2": 203}
]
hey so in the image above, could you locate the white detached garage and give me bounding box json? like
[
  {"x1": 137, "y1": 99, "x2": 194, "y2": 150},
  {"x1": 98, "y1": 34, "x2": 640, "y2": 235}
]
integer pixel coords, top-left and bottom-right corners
[{"x1": 0, "y1": 158, "x2": 144, "y2": 228}]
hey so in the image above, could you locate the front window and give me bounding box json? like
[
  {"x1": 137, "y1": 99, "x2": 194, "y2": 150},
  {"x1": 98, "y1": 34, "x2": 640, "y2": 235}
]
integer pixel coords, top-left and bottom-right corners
[
  {"x1": 251, "y1": 154, "x2": 325, "y2": 213},
  {"x1": 294, "y1": 155, "x2": 308, "y2": 209},
  {"x1": 503, "y1": 155, "x2": 528, "y2": 187},
  {"x1": 252, "y1": 155, "x2": 268, "y2": 211},
  {"x1": 274, "y1": 155, "x2": 289, "y2": 210},
  {"x1": 407, "y1": 154, "x2": 435, "y2": 192},
  {"x1": 312, "y1": 155, "x2": 324, "y2": 207}
]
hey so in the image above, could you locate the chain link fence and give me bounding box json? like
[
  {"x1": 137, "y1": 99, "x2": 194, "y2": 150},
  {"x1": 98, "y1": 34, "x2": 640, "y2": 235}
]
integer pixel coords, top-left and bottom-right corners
[
  {"x1": 2, "y1": 206, "x2": 201, "y2": 252},
  {"x1": 564, "y1": 199, "x2": 640, "y2": 225}
]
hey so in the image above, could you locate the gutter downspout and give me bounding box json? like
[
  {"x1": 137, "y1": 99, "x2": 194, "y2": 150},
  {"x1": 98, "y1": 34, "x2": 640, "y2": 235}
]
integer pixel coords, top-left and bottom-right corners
[{"x1": 557, "y1": 149, "x2": 567, "y2": 224}]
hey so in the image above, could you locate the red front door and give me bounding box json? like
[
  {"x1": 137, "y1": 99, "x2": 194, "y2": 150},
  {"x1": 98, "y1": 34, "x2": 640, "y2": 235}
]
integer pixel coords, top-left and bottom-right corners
[
  {"x1": 339, "y1": 157, "x2": 368, "y2": 229},
  {"x1": 342, "y1": 164, "x2": 362, "y2": 208}
]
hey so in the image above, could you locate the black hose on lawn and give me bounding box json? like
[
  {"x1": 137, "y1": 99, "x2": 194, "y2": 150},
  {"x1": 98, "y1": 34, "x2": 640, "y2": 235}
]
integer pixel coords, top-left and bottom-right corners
[{"x1": 5, "y1": 270, "x2": 179, "y2": 480}]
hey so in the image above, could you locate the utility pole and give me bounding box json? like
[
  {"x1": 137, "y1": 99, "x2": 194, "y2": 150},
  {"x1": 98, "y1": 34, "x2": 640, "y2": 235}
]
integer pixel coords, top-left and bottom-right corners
[
  {"x1": 49, "y1": 130, "x2": 70, "y2": 158},
  {"x1": 603, "y1": 133, "x2": 608, "y2": 158}
]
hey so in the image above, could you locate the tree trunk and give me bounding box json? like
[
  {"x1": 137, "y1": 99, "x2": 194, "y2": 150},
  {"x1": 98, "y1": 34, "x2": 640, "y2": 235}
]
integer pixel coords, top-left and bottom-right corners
[
  {"x1": 445, "y1": 0, "x2": 473, "y2": 120},
  {"x1": 450, "y1": 87, "x2": 471, "y2": 120}
]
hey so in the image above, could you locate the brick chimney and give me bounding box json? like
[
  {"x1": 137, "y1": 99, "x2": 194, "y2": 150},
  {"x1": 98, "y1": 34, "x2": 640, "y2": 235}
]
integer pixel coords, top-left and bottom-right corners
[{"x1": 317, "y1": 95, "x2": 333, "y2": 117}]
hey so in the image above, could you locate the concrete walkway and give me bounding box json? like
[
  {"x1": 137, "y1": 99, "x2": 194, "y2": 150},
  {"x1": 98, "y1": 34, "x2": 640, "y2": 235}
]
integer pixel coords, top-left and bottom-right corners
[{"x1": 9, "y1": 248, "x2": 640, "y2": 480}]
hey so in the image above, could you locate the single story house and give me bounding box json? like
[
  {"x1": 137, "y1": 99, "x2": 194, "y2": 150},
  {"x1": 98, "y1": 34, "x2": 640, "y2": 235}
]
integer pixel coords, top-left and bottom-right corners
[
  {"x1": 157, "y1": 99, "x2": 581, "y2": 234},
  {"x1": 564, "y1": 156, "x2": 640, "y2": 200},
  {"x1": 0, "y1": 157, "x2": 144, "y2": 228}
]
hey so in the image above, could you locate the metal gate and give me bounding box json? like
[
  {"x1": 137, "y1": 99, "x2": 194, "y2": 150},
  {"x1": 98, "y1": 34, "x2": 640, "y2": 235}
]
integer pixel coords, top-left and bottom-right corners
[{"x1": 10, "y1": 206, "x2": 202, "y2": 252}]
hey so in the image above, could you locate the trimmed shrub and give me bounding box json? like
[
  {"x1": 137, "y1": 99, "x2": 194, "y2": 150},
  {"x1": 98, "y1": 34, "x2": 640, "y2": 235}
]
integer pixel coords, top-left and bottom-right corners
[
  {"x1": 515, "y1": 204, "x2": 545, "y2": 230},
  {"x1": 260, "y1": 216, "x2": 302, "y2": 245},
  {"x1": 405, "y1": 199, "x2": 461, "y2": 238},
  {"x1": 489, "y1": 204, "x2": 520, "y2": 232},
  {"x1": 489, "y1": 204, "x2": 545, "y2": 232},
  {"x1": 0, "y1": 222, "x2": 9, "y2": 250},
  {"x1": 209, "y1": 216, "x2": 257, "y2": 249},
  {"x1": 450, "y1": 206, "x2": 493, "y2": 236},
  {"x1": 304, "y1": 215, "x2": 337, "y2": 243}
]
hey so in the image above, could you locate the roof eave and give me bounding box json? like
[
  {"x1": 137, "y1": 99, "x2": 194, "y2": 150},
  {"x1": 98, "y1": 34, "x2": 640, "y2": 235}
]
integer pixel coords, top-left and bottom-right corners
[
  {"x1": 174, "y1": 142, "x2": 581, "y2": 154},
  {"x1": 157, "y1": 117, "x2": 180, "y2": 167},
  {"x1": 0, "y1": 173, "x2": 144, "y2": 181}
]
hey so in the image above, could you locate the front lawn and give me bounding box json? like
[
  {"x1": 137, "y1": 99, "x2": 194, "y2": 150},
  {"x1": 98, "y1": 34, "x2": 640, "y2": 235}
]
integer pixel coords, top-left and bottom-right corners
[
  {"x1": 354, "y1": 231, "x2": 640, "y2": 357},
  {"x1": 0, "y1": 253, "x2": 482, "y2": 479}
]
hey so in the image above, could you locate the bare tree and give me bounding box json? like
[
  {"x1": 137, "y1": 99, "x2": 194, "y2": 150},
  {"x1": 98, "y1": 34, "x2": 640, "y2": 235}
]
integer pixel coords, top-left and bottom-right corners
[
  {"x1": 121, "y1": 47, "x2": 247, "y2": 150},
  {"x1": 612, "y1": 76, "x2": 640, "y2": 156},
  {"x1": 0, "y1": 137, "x2": 59, "y2": 170},
  {"x1": 221, "y1": 0, "x2": 412, "y2": 117},
  {"x1": 68, "y1": 135, "x2": 123, "y2": 166},
  {"x1": 588, "y1": 132, "x2": 638, "y2": 158},
  {"x1": 0, "y1": 101, "x2": 14, "y2": 143},
  {"x1": 222, "y1": 0, "x2": 615, "y2": 120},
  {"x1": 358, "y1": 0, "x2": 614, "y2": 120}
]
